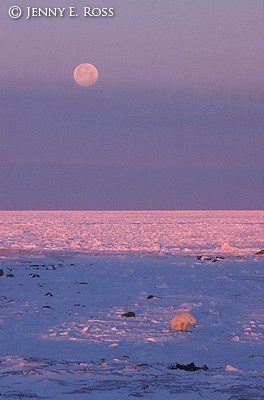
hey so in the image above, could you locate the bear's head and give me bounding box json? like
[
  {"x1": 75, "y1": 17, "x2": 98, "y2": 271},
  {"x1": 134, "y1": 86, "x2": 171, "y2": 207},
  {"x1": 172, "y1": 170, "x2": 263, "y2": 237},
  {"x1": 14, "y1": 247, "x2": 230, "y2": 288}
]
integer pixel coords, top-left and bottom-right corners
[{"x1": 189, "y1": 315, "x2": 197, "y2": 327}]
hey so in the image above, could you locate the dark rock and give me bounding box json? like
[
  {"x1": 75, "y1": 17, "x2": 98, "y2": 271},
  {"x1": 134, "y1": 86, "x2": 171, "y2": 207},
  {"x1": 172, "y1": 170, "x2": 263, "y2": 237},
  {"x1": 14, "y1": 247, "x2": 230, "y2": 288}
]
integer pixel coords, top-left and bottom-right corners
[
  {"x1": 42, "y1": 305, "x2": 52, "y2": 309},
  {"x1": 75, "y1": 282, "x2": 88, "y2": 285},
  {"x1": 147, "y1": 295, "x2": 162, "y2": 299},
  {"x1": 30, "y1": 274, "x2": 40, "y2": 278},
  {"x1": 168, "y1": 362, "x2": 208, "y2": 371},
  {"x1": 0, "y1": 269, "x2": 4, "y2": 277},
  {"x1": 7, "y1": 273, "x2": 15, "y2": 278},
  {"x1": 45, "y1": 292, "x2": 53, "y2": 297},
  {"x1": 255, "y1": 249, "x2": 264, "y2": 255},
  {"x1": 212, "y1": 256, "x2": 225, "y2": 262},
  {"x1": 122, "y1": 311, "x2": 136, "y2": 318}
]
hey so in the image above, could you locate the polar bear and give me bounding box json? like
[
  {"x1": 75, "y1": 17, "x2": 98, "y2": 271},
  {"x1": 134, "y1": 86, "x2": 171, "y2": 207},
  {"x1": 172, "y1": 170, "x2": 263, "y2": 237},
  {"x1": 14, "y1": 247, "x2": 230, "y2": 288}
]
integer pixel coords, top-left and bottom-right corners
[{"x1": 171, "y1": 312, "x2": 197, "y2": 332}]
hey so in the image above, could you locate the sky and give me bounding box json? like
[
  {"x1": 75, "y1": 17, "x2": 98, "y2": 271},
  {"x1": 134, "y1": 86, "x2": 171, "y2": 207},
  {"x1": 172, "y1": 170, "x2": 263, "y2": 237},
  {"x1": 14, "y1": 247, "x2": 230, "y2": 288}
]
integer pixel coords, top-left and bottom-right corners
[{"x1": 0, "y1": 0, "x2": 263, "y2": 209}]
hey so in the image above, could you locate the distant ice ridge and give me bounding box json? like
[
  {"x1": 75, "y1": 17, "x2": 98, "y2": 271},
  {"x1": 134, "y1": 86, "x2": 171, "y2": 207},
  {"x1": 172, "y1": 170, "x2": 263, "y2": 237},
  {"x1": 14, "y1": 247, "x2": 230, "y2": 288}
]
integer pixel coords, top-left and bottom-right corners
[{"x1": 0, "y1": 210, "x2": 263, "y2": 257}]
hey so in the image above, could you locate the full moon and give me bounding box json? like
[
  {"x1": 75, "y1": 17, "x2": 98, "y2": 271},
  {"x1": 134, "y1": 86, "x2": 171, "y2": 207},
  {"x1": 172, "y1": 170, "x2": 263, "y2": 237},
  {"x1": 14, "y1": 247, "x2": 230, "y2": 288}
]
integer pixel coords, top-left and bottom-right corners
[{"x1": 73, "y1": 63, "x2": 99, "y2": 87}]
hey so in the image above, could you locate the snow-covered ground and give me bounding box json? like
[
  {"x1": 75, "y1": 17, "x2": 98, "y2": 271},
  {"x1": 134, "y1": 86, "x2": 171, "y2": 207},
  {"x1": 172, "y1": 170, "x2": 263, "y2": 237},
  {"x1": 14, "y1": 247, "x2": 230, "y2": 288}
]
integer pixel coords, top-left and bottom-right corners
[
  {"x1": 0, "y1": 211, "x2": 264, "y2": 399},
  {"x1": 1, "y1": 254, "x2": 264, "y2": 399}
]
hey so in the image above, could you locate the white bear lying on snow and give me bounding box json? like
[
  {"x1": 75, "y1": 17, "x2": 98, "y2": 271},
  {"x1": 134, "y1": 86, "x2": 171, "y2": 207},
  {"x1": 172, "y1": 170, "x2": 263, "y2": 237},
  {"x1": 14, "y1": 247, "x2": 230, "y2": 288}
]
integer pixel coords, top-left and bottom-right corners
[{"x1": 171, "y1": 312, "x2": 197, "y2": 332}]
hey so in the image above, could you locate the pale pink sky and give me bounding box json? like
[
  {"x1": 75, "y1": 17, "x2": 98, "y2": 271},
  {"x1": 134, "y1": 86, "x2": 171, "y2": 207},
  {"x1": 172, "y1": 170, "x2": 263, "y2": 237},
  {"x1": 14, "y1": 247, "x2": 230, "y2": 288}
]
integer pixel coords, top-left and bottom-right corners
[{"x1": 1, "y1": 0, "x2": 263, "y2": 89}]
